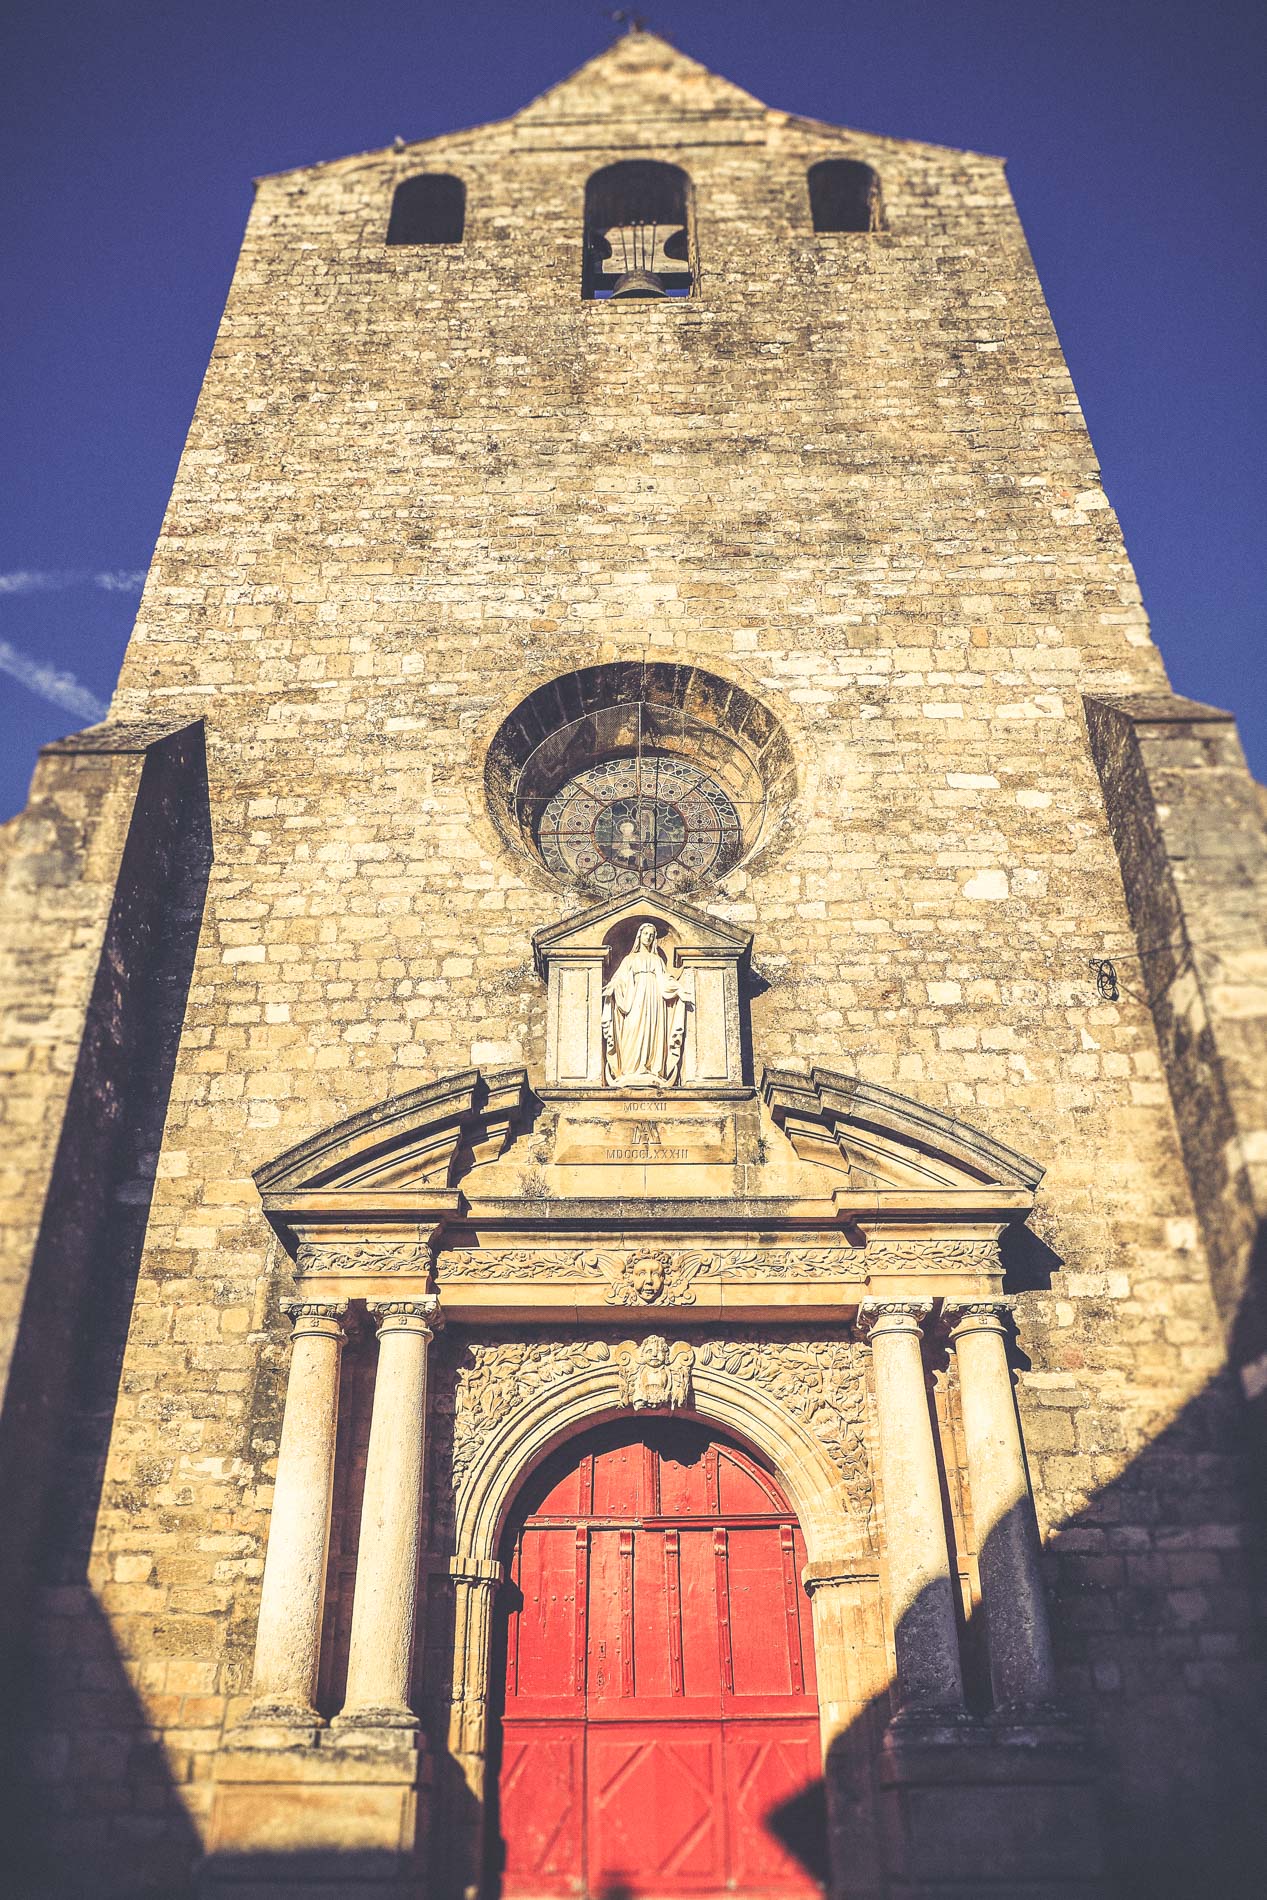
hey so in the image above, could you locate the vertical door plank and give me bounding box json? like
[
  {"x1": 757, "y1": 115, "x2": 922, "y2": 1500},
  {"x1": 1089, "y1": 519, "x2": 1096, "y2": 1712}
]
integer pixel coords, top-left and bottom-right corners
[
  {"x1": 665, "y1": 1529, "x2": 684, "y2": 1697},
  {"x1": 781, "y1": 1524, "x2": 806, "y2": 1695},
  {"x1": 713, "y1": 1527, "x2": 735, "y2": 1696},
  {"x1": 619, "y1": 1528, "x2": 635, "y2": 1699}
]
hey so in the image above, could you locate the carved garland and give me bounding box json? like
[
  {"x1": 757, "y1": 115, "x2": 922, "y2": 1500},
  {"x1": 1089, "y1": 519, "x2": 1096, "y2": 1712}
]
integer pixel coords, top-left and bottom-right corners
[
  {"x1": 695, "y1": 1336, "x2": 873, "y2": 1540},
  {"x1": 432, "y1": 1239, "x2": 997, "y2": 1300},
  {"x1": 296, "y1": 1242, "x2": 427, "y2": 1275},
  {"x1": 294, "y1": 1240, "x2": 998, "y2": 1285},
  {"x1": 865, "y1": 1240, "x2": 999, "y2": 1271},
  {"x1": 435, "y1": 1246, "x2": 866, "y2": 1292},
  {"x1": 443, "y1": 1330, "x2": 874, "y2": 1540}
]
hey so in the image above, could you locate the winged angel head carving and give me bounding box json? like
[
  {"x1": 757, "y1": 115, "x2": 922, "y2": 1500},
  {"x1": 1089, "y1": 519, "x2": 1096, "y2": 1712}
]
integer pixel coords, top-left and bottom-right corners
[
  {"x1": 582, "y1": 1248, "x2": 709, "y2": 1305},
  {"x1": 615, "y1": 1336, "x2": 694, "y2": 1411}
]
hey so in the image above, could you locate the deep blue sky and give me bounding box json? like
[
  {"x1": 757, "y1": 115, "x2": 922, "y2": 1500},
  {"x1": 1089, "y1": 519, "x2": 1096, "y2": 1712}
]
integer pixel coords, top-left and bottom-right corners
[{"x1": 2, "y1": 0, "x2": 1263, "y2": 819}]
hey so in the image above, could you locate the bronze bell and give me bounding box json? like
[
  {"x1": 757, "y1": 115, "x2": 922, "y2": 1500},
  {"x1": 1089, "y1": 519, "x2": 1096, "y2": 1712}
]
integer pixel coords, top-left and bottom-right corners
[{"x1": 610, "y1": 268, "x2": 666, "y2": 299}]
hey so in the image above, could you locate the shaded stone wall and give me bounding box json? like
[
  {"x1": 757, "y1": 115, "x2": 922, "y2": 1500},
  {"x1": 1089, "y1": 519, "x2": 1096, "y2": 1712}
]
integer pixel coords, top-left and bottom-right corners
[
  {"x1": 0, "y1": 723, "x2": 198, "y2": 1405},
  {"x1": 0, "y1": 721, "x2": 209, "y2": 1627},
  {"x1": 1085, "y1": 693, "x2": 1267, "y2": 1376},
  {"x1": 2, "y1": 32, "x2": 1262, "y2": 1899},
  {"x1": 0, "y1": 721, "x2": 211, "y2": 1892}
]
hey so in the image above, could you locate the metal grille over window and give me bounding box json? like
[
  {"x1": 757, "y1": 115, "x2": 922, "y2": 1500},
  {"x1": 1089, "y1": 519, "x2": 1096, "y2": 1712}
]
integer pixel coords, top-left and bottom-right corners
[{"x1": 538, "y1": 750, "x2": 743, "y2": 895}]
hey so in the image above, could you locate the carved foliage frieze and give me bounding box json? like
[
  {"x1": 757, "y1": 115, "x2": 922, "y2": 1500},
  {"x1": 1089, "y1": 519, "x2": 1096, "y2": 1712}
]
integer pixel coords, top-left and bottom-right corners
[
  {"x1": 865, "y1": 1239, "x2": 999, "y2": 1273},
  {"x1": 435, "y1": 1245, "x2": 870, "y2": 1296},
  {"x1": 296, "y1": 1236, "x2": 998, "y2": 1293},
  {"x1": 696, "y1": 1336, "x2": 873, "y2": 1540},
  {"x1": 433, "y1": 1329, "x2": 874, "y2": 1542},
  {"x1": 447, "y1": 1338, "x2": 614, "y2": 1487},
  {"x1": 431, "y1": 1238, "x2": 997, "y2": 1299},
  {"x1": 296, "y1": 1242, "x2": 427, "y2": 1275}
]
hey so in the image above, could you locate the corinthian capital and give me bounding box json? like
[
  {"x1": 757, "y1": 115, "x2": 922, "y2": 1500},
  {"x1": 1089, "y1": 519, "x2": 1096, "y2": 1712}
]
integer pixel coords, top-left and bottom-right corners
[
  {"x1": 281, "y1": 1298, "x2": 348, "y2": 1341},
  {"x1": 943, "y1": 1298, "x2": 1012, "y2": 1343},
  {"x1": 368, "y1": 1294, "x2": 443, "y2": 1339},
  {"x1": 853, "y1": 1298, "x2": 934, "y2": 1344}
]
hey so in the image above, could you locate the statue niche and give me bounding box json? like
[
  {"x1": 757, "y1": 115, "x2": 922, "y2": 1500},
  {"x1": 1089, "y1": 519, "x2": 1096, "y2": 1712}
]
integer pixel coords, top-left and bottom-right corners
[
  {"x1": 534, "y1": 891, "x2": 751, "y2": 1092},
  {"x1": 601, "y1": 923, "x2": 693, "y2": 1088}
]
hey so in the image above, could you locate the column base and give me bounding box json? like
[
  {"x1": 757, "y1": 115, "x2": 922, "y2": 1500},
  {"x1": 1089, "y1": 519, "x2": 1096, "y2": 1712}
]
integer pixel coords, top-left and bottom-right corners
[
  {"x1": 228, "y1": 1700, "x2": 324, "y2": 1751},
  {"x1": 201, "y1": 1730, "x2": 431, "y2": 1897},
  {"x1": 879, "y1": 1714, "x2": 1107, "y2": 1898},
  {"x1": 330, "y1": 1703, "x2": 420, "y2": 1735}
]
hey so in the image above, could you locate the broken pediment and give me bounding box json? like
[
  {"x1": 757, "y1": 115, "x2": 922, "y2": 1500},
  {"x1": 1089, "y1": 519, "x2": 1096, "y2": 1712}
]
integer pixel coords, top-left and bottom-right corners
[
  {"x1": 255, "y1": 1067, "x2": 529, "y2": 1242},
  {"x1": 457, "y1": 1064, "x2": 1042, "y2": 1216},
  {"x1": 252, "y1": 1038, "x2": 1046, "y2": 1285},
  {"x1": 761, "y1": 1066, "x2": 1044, "y2": 1196},
  {"x1": 534, "y1": 892, "x2": 751, "y2": 1092}
]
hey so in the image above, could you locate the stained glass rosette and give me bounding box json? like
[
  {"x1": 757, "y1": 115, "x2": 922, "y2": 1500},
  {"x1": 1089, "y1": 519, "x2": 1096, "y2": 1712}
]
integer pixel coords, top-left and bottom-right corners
[{"x1": 537, "y1": 752, "x2": 742, "y2": 894}]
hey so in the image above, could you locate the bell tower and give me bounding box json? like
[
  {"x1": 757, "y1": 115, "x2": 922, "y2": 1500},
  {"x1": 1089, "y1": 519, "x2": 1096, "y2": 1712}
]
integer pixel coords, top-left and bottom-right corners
[{"x1": 3, "y1": 27, "x2": 1266, "y2": 1900}]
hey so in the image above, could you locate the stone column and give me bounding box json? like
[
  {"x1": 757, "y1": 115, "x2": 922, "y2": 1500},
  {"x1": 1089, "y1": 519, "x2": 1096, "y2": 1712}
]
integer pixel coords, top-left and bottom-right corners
[
  {"x1": 806, "y1": 1567, "x2": 889, "y2": 1898},
  {"x1": 447, "y1": 1560, "x2": 504, "y2": 1900},
  {"x1": 855, "y1": 1300, "x2": 964, "y2": 1717},
  {"x1": 335, "y1": 1296, "x2": 442, "y2": 1730},
  {"x1": 945, "y1": 1299, "x2": 1058, "y2": 1712},
  {"x1": 245, "y1": 1298, "x2": 347, "y2": 1727}
]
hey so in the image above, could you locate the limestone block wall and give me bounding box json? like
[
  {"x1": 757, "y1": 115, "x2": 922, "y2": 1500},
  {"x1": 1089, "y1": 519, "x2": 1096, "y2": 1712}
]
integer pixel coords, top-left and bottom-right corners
[
  {"x1": 0, "y1": 721, "x2": 209, "y2": 1673},
  {"x1": 1085, "y1": 692, "x2": 1267, "y2": 1374},
  {"x1": 3, "y1": 33, "x2": 1262, "y2": 1899}
]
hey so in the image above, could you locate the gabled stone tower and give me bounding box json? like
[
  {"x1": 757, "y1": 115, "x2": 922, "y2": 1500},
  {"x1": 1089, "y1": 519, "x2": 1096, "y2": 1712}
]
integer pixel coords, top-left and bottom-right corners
[{"x1": 2, "y1": 30, "x2": 1265, "y2": 1900}]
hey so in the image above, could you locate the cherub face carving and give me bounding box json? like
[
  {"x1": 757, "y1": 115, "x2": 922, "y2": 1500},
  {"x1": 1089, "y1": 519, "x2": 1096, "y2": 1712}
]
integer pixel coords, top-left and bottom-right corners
[{"x1": 628, "y1": 1255, "x2": 666, "y2": 1302}]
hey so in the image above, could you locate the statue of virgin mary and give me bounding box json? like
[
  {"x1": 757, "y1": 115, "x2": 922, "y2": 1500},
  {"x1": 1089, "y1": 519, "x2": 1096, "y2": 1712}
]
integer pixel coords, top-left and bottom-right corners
[{"x1": 601, "y1": 923, "x2": 694, "y2": 1088}]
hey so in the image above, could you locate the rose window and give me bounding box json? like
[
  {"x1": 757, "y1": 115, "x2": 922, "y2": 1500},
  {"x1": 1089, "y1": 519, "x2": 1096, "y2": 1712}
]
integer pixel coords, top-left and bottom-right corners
[
  {"x1": 537, "y1": 753, "x2": 742, "y2": 895},
  {"x1": 485, "y1": 663, "x2": 794, "y2": 898}
]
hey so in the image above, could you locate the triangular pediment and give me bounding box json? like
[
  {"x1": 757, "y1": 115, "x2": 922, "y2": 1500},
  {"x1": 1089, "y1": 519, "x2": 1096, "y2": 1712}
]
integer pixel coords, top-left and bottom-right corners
[
  {"x1": 533, "y1": 891, "x2": 751, "y2": 976},
  {"x1": 762, "y1": 1066, "x2": 1043, "y2": 1196},
  {"x1": 515, "y1": 30, "x2": 768, "y2": 126}
]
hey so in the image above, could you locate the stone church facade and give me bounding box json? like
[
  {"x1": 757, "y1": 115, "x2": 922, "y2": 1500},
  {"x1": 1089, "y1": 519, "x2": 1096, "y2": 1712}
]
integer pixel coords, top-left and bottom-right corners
[{"x1": 2, "y1": 29, "x2": 1265, "y2": 1900}]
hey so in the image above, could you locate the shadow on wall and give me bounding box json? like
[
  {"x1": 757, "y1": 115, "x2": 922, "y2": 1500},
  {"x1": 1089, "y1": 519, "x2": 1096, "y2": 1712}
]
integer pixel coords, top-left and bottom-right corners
[
  {"x1": 205, "y1": 1369, "x2": 1267, "y2": 1898},
  {"x1": 0, "y1": 731, "x2": 212, "y2": 1897},
  {"x1": 4, "y1": 1234, "x2": 1267, "y2": 1889}
]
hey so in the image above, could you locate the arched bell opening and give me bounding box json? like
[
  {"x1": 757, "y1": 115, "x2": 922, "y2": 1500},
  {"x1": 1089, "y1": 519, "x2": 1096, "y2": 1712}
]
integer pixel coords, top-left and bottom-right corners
[
  {"x1": 582, "y1": 159, "x2": 694, "y2": 300},
  {"x1": 807, "y1": 158, "x2": 884, "y2": 234},
  {"x1": 488, "y1": 1415, "x2": 826, "y2": 1899}
]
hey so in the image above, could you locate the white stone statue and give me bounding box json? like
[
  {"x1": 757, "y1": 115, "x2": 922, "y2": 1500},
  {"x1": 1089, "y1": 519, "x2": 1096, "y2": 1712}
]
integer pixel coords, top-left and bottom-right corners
[{"x1": 601, "y1": 923, "x2": 693, "y2": 1088}]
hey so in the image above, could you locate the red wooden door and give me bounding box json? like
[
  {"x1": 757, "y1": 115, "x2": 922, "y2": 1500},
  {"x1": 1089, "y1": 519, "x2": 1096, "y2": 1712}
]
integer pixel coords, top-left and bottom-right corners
[{"x1": 497, "y1": 1419, "x2": 822, "y2": 1898}]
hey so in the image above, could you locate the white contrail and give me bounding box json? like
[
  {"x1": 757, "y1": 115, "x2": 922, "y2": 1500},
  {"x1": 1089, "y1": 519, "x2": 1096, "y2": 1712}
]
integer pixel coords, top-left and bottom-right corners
[
  {"x1": 0, "y1": 639, "x2": 108, "y2": 722},
  {"x1": 0, "y1": 568, "x2": 146, "y2": 595},
  {"x1": 0, "y1": 570, "x2": 75, "y2": 595},
  {"x1": 94, "y1": 570, "x2": 146, "y2": 593}
]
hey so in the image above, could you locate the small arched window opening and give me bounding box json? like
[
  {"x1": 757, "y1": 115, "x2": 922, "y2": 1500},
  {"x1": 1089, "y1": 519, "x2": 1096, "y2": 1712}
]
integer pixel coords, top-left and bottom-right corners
[
  {"x1": 808, "y1": 159, "x2": 884, "y2": 234},
  {"x1": 583, "y1": 160, "x2": 692, "y2": 301},
  {"x1": 386, "y1": 173, "x2": 466, "y2": 246}
]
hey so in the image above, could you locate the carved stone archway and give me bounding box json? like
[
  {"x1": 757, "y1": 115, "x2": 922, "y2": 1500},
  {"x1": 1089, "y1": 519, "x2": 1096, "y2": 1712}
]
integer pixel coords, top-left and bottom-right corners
[
  {"x1": 442, "y1": 1344, "x2": 881, "y2": 1898},
  {"x1": 452, "y1": 1340, "x2": 867, "y2": 1568},
  {"x1": 209, "y1": 1059, "x2": 1101, "y2": 1900}
]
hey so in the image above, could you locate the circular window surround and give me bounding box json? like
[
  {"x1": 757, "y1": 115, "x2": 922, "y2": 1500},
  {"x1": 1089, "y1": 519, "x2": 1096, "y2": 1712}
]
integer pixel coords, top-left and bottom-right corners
[{"x1": 485, "y1": 663, "x2": 796, "y2": 898}]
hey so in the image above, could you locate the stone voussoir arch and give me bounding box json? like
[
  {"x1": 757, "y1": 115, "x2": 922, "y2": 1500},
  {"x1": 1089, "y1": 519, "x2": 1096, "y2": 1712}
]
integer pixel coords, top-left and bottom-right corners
[{"x1": 453, "y1": 1347, "x2": 862, "y2": 1573}]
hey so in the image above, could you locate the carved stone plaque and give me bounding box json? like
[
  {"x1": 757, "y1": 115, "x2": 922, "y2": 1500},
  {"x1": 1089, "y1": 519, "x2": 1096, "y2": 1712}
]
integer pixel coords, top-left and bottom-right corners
[{"x1": 555, "y1": 1103, "x2": 735, "y2": 1166}]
